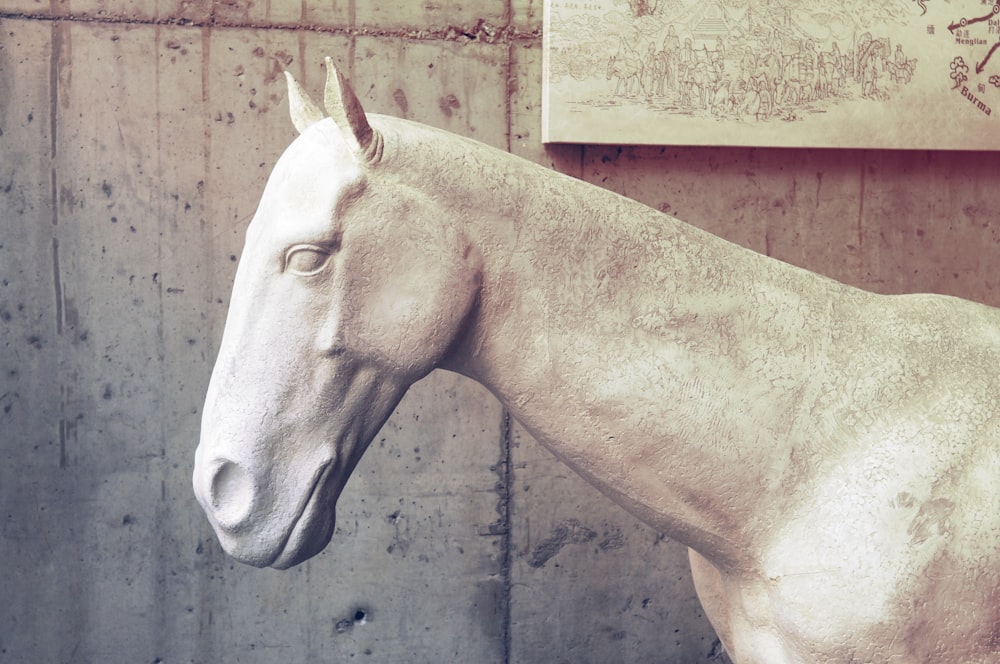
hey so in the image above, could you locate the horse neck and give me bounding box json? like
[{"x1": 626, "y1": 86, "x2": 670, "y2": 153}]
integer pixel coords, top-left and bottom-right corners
[{"x1": 382, "y1": 119, "x2": 858, "y2": 569}]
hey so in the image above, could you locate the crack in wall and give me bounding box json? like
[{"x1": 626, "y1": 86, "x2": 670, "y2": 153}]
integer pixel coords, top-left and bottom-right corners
[
  {"x1": 498, "y1": 409, "x2": 513, "y2": 664},
  {"x1": 0, "y1": 10, "x2": 541, "y2": 45}
]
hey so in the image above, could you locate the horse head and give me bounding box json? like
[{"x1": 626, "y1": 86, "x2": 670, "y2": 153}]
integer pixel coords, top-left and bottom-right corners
[{"x1": 193, "y1": 59, "x2": 483, "y2": 569}]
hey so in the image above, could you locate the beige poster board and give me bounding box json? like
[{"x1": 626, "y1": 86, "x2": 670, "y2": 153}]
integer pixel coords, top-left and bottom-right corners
[{"x1": 542, "y1": 0, "x2": 1000, "y2": 149}]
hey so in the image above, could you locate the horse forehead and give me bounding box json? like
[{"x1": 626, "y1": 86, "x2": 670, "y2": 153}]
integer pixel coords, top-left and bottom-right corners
[{"x1": 258, "y1": 120, "x2": 363, "y2": 233}]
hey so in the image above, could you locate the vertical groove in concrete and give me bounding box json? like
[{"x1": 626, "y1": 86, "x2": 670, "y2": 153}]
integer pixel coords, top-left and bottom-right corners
[
  {"x1": 500, "y1": 3, "x2": 516, "y2": 656},
  {"x1": 48, "y1": 20, "x2": 61, "y2": 342},
  {"x1": 499, "y1": 408, "x2": 514, "y2": 664},
  {"x1": 503, "y1": 0, "x2": 513, "y2": 156},
  {"x1": 505, "y1": 40, "x2": 513, "y2": 155}
]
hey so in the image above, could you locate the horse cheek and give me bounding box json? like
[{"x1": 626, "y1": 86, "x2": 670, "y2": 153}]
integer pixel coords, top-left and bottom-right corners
[{"x1": 364, "y1": 262, "x2": 473, "y2": 376}]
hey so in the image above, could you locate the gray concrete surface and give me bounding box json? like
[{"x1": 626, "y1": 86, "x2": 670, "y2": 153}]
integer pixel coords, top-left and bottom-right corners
[{"x1": 1, "y1": 2, "x2": 997, "y2": 663}]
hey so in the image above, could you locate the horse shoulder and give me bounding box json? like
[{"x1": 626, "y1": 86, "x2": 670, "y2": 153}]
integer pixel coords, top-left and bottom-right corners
[
  {"x1": 705, "y1": 508, "x2": 997, "y2": 664},
  {"x1": 706, "y1": 294, "x2": 1000, "y2": 662}
]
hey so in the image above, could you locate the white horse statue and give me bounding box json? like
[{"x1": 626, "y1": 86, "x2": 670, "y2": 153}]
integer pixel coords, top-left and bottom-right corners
[{"x1": 194, "y1": 59, "x2": 1000, "y2": 663}]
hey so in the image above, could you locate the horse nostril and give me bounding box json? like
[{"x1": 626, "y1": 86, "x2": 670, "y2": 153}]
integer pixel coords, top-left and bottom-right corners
[{"x1": 209, "y1": 460, "x2": 256, "y2": 531}]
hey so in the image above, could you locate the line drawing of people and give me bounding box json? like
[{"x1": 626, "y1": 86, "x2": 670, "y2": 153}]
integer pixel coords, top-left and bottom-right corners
[
  {"x1": 641, "y1": 42, "x2": 658, "y2": 101},
  {"x1": 653, "y1": 48, "x2": 669, "y2": 97},
  {"x1": 860, "y1": 39, "x2": 887, "y2": 100},
  {"x1": 575, "y1": 3, "x2": 920, "y2": 126},
  {"x1": 663, "y1": 25, "x2": 680, "y2": 91},
  {"x1": 678, "y1": 37, "x2": 696, "y2": 106}
]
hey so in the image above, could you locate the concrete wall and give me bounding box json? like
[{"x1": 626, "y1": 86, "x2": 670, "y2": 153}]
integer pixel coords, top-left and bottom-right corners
[{"x1": 1, "y1": 2, "x2": 997, "y2": 663}]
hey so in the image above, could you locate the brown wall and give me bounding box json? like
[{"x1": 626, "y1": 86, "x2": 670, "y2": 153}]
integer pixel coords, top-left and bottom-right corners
[{"x1": 1, "y1": 2, "x2": 997, "y2": 663}]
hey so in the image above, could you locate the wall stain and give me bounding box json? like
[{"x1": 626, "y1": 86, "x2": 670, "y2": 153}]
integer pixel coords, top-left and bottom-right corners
[
  {"x1": 528, "y1": 518, "x2": 597, "y2": 568},
  {"x1": 385, "y1": 509, "x2": 411, "y2": 556},
  {"x1": 438, "y1": 93, "x2": 460, "y2": 117},
  {"x1": 392, "y1": 88, "x2": 409, "y2": 115}
]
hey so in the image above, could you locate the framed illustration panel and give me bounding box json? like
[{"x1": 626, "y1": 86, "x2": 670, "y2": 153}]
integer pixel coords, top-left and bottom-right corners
[{"x1": 542, "y1": 0, "x2": 1000, "y2": 149}]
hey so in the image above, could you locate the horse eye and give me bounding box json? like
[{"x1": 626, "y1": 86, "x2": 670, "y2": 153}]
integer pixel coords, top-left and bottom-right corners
[{"x1": 284, "y1": 245, "x2": 330, "y2": 276}]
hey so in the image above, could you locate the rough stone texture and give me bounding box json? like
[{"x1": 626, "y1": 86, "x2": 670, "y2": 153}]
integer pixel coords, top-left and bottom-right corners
[{"x1": 1, "y1": 2, "x2": 998, "y2": 663}]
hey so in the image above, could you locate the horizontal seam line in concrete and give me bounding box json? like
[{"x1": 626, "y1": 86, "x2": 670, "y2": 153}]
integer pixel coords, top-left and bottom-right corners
[{"x1": 0, "y1": 11, "x2": 541, "y2": 45}]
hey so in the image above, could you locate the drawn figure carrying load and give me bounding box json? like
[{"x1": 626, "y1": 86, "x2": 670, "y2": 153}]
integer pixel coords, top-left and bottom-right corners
[{"x1": 607, "y1": 38, "x2": 645, "y2": 97}]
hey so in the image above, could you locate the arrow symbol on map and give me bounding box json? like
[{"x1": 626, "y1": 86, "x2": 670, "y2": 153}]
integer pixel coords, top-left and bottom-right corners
[
  {"x1": 948, "y1": 3, "x2": 1000, "y2": 33},
  {"x1": 977, "y1": 41, "x2": 1000, "y2": 73}
]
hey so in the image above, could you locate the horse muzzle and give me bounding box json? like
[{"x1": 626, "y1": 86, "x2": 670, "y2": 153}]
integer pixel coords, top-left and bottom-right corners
[{"x1": 193, "y1": 449, "x2": 338, "y2": 569}]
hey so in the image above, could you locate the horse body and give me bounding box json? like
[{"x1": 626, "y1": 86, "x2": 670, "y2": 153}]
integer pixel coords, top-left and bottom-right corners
[
  {"x1": 420, "y1": 116, "x2": 1000, "y2": 662},
  {"x1": 194, "y1": 63, "x2": 1000, "y2": 663}
]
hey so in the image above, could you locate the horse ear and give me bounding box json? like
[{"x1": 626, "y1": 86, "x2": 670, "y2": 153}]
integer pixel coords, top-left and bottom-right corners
[
  {"x1": 322, "y1": 57, "x2": 381, "y2": 162},
  {"x1": 284, "y1": 71, "x2": 325, "y2": 133}
]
